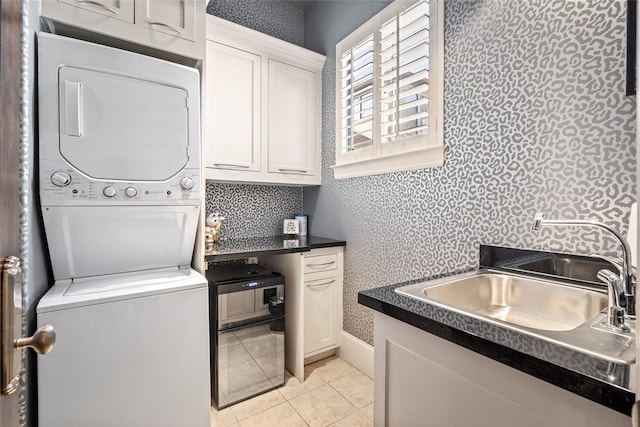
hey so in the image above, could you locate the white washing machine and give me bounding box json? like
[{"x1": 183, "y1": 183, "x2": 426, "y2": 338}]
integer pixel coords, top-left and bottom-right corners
[{"x1": 36, "y1": 33, "x2": 210, "y2": 427}]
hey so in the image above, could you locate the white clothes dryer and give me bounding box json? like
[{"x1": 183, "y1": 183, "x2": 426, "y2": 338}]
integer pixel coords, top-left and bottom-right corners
[
  {"x1": 36, "y1": 33, "x2": 210, "y2": 427},
  {"x1": 37, "y1": 31, "x2": 202, "y2": 281}
]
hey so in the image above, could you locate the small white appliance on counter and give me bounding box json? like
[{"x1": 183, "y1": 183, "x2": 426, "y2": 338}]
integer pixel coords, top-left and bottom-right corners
[{"x1": 36, "y1": 33, "x2": 210, "y2": 426}]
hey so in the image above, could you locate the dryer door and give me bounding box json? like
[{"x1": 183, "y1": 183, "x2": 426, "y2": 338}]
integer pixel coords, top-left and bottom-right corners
[{"x1": 58, "y1": 66, "x2": 191, "y2": 182}]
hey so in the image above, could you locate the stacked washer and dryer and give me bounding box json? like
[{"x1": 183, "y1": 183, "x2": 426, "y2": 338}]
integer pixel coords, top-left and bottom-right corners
[{"x1": 36, "y1": 33, "x2": 210, "y2": 426}]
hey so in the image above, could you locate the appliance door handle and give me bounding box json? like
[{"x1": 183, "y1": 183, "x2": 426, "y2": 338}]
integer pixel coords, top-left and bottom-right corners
[
  {"x1": 278, "y1": 168, "x2": 308, "y2": 174},
  {"x1": 64, "y1": 81, "x2": 83, "y2": 137},
  {"x1": 218, "y1": 313, "x2": 283, "y2": 333},
  {"x1": 76, "y1": 0, "x2": 119, "y2": 14},
  {"x1": 148, "y1": 21, "x2": 183, "y2": 35},
  {"x1": 1, "y1": 257, "x2": 56, "y2": 395},
  {"x1": 306, "y1": 279, "x2": 336, "y2": 289},
  {"x1": 306, "y1": 261, "x2": 336, "y2": 268},
  {"x1": 213, "y1": 163, "x2": 251, "y2": 169}
]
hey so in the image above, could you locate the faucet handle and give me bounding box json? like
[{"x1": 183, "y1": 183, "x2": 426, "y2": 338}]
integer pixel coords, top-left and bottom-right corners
[
  {"x1": 598, "y1": 269, "x2": 630, "y2": 332},
  {"x1": 597, "y1": 269, "x2": 625, "y2": 308}
]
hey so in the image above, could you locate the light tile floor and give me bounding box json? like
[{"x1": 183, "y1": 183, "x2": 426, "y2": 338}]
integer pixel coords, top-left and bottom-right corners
[{"x1": 210, "y1": 356, "x2": 374, "y2": 427}]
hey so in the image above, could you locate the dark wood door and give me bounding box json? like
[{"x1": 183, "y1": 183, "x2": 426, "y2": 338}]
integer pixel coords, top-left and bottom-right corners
[{"x1": 0, "y1": 0, "x2": 24, "y2": 425}]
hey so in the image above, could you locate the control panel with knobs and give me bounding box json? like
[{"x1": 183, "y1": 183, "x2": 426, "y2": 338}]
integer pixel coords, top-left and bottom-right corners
[
  {"x1": 50, "y1": 171, "x2": 71, "y2": 187},
  {"x1": 40, "y1": 162, "x2": 201, "y2": 203},
  {"x1": 180, "y1": 176, "x2": 194, "y2": 190},
  {"x1": 103, "y1": 186, "x2": 117, "y2": 198}
]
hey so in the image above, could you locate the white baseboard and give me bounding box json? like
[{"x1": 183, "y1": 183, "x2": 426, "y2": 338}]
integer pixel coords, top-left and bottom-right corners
[{"x1": 337, "y1": 330, "x2": 374, "y2": 379}]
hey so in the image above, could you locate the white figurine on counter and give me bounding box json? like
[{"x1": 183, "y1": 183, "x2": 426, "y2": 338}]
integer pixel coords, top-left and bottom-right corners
[{"x1": 205, "y1": 212, "x2": 225, "y2": 246}]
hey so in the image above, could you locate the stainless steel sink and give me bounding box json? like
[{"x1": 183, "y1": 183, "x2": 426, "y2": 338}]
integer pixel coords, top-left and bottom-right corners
[
  {"x1": 421, "y1": 272, "x2": 605, "y2": 331},
  {"x1": 395, "y1": 270, "x2": 635, "y2": 364}
]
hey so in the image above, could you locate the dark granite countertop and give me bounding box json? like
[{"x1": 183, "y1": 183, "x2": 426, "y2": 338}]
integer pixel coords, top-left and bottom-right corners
[
  {"x1": 358, "y1": 246, "x2": 635, "y2": 416},
  {"x1": 205, "y1": 235, "x2": 346, "y2": 262}
]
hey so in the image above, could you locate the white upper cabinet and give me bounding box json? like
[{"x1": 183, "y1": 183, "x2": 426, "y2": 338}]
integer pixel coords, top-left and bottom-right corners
[
  {"x1": 206, "y1": 41, "x2": 261, "y2": 172},
  {"x1": 41, "y1": 0, "x2": 204, "y2": 60},
  {"x1": 204, "y1": 15, "x2": 325, "y2": 186},
  {"x1": 268, "y1": 59, "x2": 318, "y2": 178},
  {"x1": 58, "y1": 0, "x2": 134, "y2": 22},
  {"x1": 135, "y1": 0, "x2": 196, "y2": 41}
]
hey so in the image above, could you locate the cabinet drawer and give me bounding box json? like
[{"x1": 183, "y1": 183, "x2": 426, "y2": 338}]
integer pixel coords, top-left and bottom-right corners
[{"x1": 304, "y1": 253, "x2": 337, "y2": 274}]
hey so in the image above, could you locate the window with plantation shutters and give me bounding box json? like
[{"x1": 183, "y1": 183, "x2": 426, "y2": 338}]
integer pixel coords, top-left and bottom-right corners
[{"x1": 334, "y1": 0, "x2": 444, "y2": 179}]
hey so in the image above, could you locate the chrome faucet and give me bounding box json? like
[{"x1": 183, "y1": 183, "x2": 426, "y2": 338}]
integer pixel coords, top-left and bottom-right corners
[{"x1": 531, "y1": 213, "x2": 636, "y2": 322}]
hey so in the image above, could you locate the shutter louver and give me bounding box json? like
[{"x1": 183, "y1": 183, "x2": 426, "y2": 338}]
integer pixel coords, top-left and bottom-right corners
[
  {"x1": 380, "y1": 0, "x2": 430, "y2": 143},
  {"x1": 340, "y1": 36, "x2": 374, "y2": 153}
]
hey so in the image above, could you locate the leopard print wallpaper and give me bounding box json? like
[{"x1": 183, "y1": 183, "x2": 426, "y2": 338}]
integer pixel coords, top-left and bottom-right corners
[
  {"x1": 205, "y1": 183, "x2": 303, "y2": 239},
  {"x1": 206, "y1": 0, "x2": 304, "y2": 46},
  {"x1": 303, "y1": 0, "x2": 637, "y2": 344}
]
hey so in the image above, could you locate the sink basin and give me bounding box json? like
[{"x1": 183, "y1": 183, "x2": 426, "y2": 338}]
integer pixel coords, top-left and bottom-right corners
[
  {"x1": 418, "y1": 272, "x2": 606, "y2": 332},
  {"x1": 506, "y1": 255, "x2": 618, "y2": 285},
  {"x1": 395, "y1": 270, "x2": 635, "y2": 366}
]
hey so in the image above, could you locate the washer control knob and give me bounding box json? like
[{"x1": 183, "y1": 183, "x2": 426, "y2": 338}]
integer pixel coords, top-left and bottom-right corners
[
  {"x1": 103, "y1": 186, "x2": 117, "y2": 198},
  {"x1": 125, "y1": 187, "x2": 137, "y2": 198},
  {"x1": 51, "y1": 171, "x2": 71, "y2": 187},
  {"x1": 180, "y1": 176, "x2": 195, "y2": 190}
]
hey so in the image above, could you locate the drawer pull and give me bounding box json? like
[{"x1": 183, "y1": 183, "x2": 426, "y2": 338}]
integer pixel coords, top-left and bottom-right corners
[
  {"x1": 77, "y1": 0, "x2": 119, "y2": 14},
  {"x1": 306, "y1": 279, "x2": 335, "y2": 288},
  {"x1": 306, "y1": 261, "x2": 335, "y2": 268},
  {"x1": 213, "y1": 163, "x2": 250, "y2": 169},
  {"x1": 148, "y1": 21, "x2": 183, "y2": 35}
]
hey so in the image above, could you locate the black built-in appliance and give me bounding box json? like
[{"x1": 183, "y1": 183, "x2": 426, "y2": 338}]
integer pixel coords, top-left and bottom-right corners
[{"x1": 206, "y1": 264, "x2": 285, "y2": 408}]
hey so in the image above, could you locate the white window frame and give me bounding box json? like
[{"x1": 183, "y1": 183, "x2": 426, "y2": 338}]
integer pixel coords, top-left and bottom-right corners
[{"x1": 333, "y1": 0, "x2": 445, "y2": 179}]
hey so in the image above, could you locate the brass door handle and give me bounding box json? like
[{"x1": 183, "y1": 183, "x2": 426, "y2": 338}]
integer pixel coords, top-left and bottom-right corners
[
  {"x1": 1, "y1": 257, "x2": 56, "y2": 395},
  {"x1": 15, "y1": 324, "x2": 55, "y2": 355}
]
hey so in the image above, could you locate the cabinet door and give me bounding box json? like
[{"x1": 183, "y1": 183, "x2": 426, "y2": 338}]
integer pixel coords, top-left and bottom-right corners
[
  {"x1": 135, "y1": 0, "x2": 196, "y2": 41},
  {"x1": 206, "y1": 42, "x2": 261, "y2": 172},
  {"x1": 59, "y1": 0, "x2": 134, "y2": 23},
  {"x1": 304, "y1": 273, "x2": 339, "y2": 355},
  {"x1": 268, "y1": 59, "x2": 317, "y2": 176}
]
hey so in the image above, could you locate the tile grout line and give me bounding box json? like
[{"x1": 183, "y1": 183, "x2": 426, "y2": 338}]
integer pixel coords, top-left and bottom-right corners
[
  {"x1": 280, "y1": 376, "x2": 325, "y2": 426},
  {"x1": 326, "y1": 371, "x2": 374, "y2": 411}
]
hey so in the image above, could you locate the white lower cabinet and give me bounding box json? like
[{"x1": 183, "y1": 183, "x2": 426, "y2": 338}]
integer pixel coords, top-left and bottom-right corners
[
  {"x1": 373, "y1": 312, "x2": 630, "y2": 427},
  {"x1": 261, "y1": 247, "x2": 344, "y2": 381},
  {"x1": 304, "y1": 270, "x2": 340, "y2": 355}
]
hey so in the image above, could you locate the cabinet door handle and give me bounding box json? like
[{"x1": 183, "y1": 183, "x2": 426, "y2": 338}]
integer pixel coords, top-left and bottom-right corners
[
  {"x1": 148, "y1": 21, "x2": 183, "y2": 35},
  {"x1": 213, "y1": 163, "x2": 250, "y2": 169},
  {"x1": 306, "y1": 261, "x2": 335, "y2": 268},
  {"x1": 76, "y1": 0, "x2": 119, "y2": 14},
  {"x1": 278, "y1": 168, "x2": 307, "y2": 174},
  {"x1": 306, "y1": 279, "x2": 335, "y2": 288}
]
